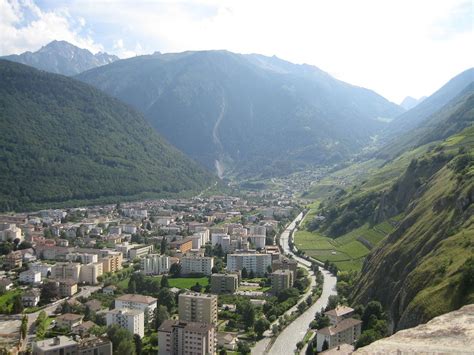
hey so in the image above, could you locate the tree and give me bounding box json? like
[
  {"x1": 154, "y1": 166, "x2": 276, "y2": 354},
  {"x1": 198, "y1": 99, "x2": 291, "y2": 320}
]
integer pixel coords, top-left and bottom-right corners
[
  {"x1": 157, "y1": 288, "x2": 175, "y2": 312},
  {"x1": 128, "y1": 279, "x2": 137, "y2": 293},
  {"x1": 133, "y1": 334, "x2": 142, "y2": 355},
  {"x1": 21, "y1": 315, "x2": 27, "y2": 339},
  {"x1": 325, "y1": 295, "x2": 339, "y2": 311},
  {"x1": 237, "y1": 301, "x2": 255, "y2": 329},
  {"x1": 12, "y1": 295, "x2": 23, "y2": 314},
  {"x1": 39, "y1": 281, "x2": 59, "y2": 305},
  {"x1": 107, "y1": 324, "x2": 135, "y2": 355},
  {"x1": 254, "y1": 318, "x2": 270, "y2": 338},
  {"x1": 322, "y1": 339, "x2": 329, "y2": 351},
  {"x1": 237, "y1": 341, "x2": 251, "y2": 355},
  {"x1": 248, "y1": 270, "x2": 255, "y2": 279},
  {"x1": 219, "y1": 349, "x2": 227, "y2": 355},
  {"x1": 241, "y1": 267, "x2": 248, "y2": 279},
  {"x1": 362, "y1": 301, "x2": 384, "y2": 330},
  {"x1": 190, "y1": 282, "x2": 202, "y2": 292},
  {"x1": 160, "y1": 275, "x2": 170, "y2": 288},
  {"x1": 160, "y1": 238, "x2": 168, "y2": 254},
  {"x1": 154, "y1": 305, "x2": 170, "y2": 329},
  {"x1": 17, "y1": 241, "x2": 33, "y2": 250},
  {"x1": 170, "y1": 263, "x2": 181, "y2": 278}
]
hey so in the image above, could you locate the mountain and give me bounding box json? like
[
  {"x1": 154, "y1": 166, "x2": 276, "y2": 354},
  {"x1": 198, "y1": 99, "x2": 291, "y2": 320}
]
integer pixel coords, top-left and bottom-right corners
[
  {"x1": 378, "y1": 83, "x2": 474, "y2": 158},
  {"x1": 1, "y1": 40, "x2": 119, "y2": 76},
  {"x1": 399, "y1": 96, "x2": 425, "y2": 110},
  {"x1": 0, "y1": 60, "x2": 214, "y2": 211},
  {"x1": 386, "y1": 68, "x2": 474, "y2": 141},
  {"x1": 76, "y1": 50, "x2": 403, "y2": 177}
]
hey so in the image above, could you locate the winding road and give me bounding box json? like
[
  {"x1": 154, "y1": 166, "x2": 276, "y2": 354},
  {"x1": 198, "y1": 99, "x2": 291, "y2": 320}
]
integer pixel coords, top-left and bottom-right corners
[{"x1": 252, "y1": 212, "x2": 337, "y2": 354}]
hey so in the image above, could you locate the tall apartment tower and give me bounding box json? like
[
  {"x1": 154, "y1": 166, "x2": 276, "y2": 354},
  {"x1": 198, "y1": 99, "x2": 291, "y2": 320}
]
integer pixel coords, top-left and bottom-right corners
[{"x1": 178, "y1": 292, "x2": 218, "y2": 325}]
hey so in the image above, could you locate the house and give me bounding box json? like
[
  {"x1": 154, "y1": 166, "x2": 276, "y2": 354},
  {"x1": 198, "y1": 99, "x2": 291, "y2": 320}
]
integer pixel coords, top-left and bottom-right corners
[
  {"x1": 217, "y1": 332, "x2": 238, "y2": 350},
  {"x1": 57, "y1": 279, "x2": 78, "y2": 297},
  {"x1": 102, "y1": 285, "x2": 116, "y2": 295},
  {"x1": 115, "y1": 294, "x2": 157, "y2": 321},
  {"x1": 71, "y1": 320, "x2": 97, "y2": 336},
  {"x1": 85, "y1": 299, "x2": 102, "y2": 312},
  {"x1": 316, "y1": 318, "x2": 362, "y2": 352},
  {"x1": 4, "y1": 251, "x2": 22, "y2": 269},
  {"x1": 22, "y1": 289, "x2": 41, "y2": 307},
  {"x1": 56, "y1": 313, "x2": 84, "y2": 330},
  {"x1": 325, "y1": 306, "x2": 355, "y2": 326}
]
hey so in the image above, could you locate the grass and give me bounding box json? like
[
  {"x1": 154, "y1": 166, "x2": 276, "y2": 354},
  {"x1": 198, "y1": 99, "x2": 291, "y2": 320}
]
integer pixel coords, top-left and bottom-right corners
[
  {"x1": 168, "y1": 277, "x2": 209, "y2": 289},
  {"x1": 116, "y1": 276, "x2": 130, "y2": 290}
]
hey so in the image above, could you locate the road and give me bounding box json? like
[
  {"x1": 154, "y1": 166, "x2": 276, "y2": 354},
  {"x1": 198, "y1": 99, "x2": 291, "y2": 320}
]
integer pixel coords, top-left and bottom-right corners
[{"x1": 252, "y1": 212, "x2": 337, "y2": 354}]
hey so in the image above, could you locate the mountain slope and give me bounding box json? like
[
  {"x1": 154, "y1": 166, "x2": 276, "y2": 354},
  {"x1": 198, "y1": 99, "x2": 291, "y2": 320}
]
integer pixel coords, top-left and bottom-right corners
[
  {"x1": 76, "y1": 50, "x2": 403, "y2": 177},
  {"x1": 0, "y1": 60, "x2": 213, "y2": 211},
  {"x1": 2, "y1": 40, "x2": 119, "y2": 76},
  {"x1": 385, "y1": 68, "x2": 474, "y2": 142},
  {"x1": 378, "y1": 83, "x2": 474, "y2": 159},
  {"x1": 400, "y1": 96, "x2": 425, "y2": 110}
]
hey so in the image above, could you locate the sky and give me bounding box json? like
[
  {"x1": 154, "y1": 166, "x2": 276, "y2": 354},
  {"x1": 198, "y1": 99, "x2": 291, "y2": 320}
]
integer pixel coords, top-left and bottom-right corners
[{"x1": 0, "y1": 0, "x2": 472, "y2": 103}]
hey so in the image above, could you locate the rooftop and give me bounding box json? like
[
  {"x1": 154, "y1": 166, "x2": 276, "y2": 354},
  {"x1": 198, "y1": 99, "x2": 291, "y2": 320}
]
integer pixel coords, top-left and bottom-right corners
[
  {"x1": 159, "y1": 319, "x2": 214, "y2": 333},
  {"x1": 116, "y1": 293, "x2": 157, "y2": 304},
  {"x1": 56, "y1": 313, "x2": 84, "y2": 321},
  {"x1": 325, "y1": 305, "x2": 354, "y2": 317},
  {"x1": 34, "y1": 336, "x2": 76, "y2": 350},
  {"x1": 317, "y1": 318, "x2": 362, "y2": 336}
]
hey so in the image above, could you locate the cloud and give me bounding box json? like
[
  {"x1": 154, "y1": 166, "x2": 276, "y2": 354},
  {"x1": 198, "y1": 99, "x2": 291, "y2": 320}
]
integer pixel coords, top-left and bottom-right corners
[{"x1": 0, "y1": 0, "x2": 102, "y2": 55}]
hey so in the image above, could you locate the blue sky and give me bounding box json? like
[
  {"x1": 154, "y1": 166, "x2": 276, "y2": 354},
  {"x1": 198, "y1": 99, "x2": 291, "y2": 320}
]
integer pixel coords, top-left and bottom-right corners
[{"x1": 1, "y1": 0, "x2": 472, "y2": 103}]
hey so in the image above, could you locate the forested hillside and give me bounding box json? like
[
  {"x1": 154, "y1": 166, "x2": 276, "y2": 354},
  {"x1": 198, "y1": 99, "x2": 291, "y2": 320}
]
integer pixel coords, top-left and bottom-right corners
[{"x1": 0, "y1": 60, "x2": 214, "y2": 211}]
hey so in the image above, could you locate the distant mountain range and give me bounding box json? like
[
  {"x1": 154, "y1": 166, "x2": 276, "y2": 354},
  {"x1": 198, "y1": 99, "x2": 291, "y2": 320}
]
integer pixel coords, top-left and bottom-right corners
[
  {"x1": 1, "y1": 40, "x2": 119, "y2": 76},
  {"x1": 76, "y1": 50, "x2": 403, "y2": 177},
  {"x1": 0, "y1": 60, "x2": 213, "y2": 211},
  {"x1": 400, "y1": 95, "x2": 426, "y2": 110}
]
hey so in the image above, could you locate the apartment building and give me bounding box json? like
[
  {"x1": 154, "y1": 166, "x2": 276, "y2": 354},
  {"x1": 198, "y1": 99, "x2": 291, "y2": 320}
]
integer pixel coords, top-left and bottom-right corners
[
  {"x1": 169, "y1": 238, "x2": 193, "y2": 254},
  {"x1": 65, "y1": 252, "x2": 98, "y2": 264},
  {"x1": 325, "y1": 306, "x2": 355, "y2": 325},
  {"x1": 316, "y1": 318, "x2": 362, "y2": 352},
  {"x1": 51, "y1": 262, "x2": 81, "y2": 282},
  {"x1": 141, "y1": 254, "x2": 170, "y2": 275},
  {"x1": 178, "y1": 292, "x2": 218, "y2": 325},
  {"x1": 4, "y1": 250, "x2": 22, "y2": 269},
  {"x1": 79, "y1": 262, "x2": 103, "y2": 284},
  {"x1": 106, "y1": 308, "x2": 144, "y2": 337},
  {"x1": 115, "y1": 294, "x2": 157, "y2": 321},
  {"x1": 101, "y1": 252, "x2": 123, "y2": 273},
  {"x1": 57, "y1": 279, "x2": 78, "y2": 297},
  {"x1": 248, "y1": 234, "x2": 266, "y2": 249},
  {"x1": 270, "y1": 269, "x2": 293, "y2": 294},
  {"x1": 33, "y1": 336, "x2": 112, "y2": 355},
  {"x1": 210, "y1": 273, "x2": 239, "y2": 294},
  {"x1": 181, "y1": 256, "x2": 214, "y2": 276},
  {"x1": 226, "y1": 253, "x2": 272, "y2": 276},
  {"x1": 272, "y1": 256, "x2": 298, "y2": 276},
  {"x1": 29, "y1": 263, "x2": 52, "y2": 278},
  {"x1": 158, "y1": 320, "x2": 216, "y2": 355},
  {"x1": 19, "y1": 270, "x2": 42, "y2": 284},
  {"x1": 129, "y1": 244, "x2": 154, "y2": 259}
]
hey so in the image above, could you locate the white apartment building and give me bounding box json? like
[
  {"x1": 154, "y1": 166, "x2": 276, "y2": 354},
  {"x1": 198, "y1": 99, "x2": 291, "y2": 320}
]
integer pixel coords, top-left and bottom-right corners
[
  {"x1": 115, "y1": 294, "x2": 157, "y2": 321},
  {"x1": 19, "y1": 270, "x2": 41, "y2": 284},
  {"x1": 211, "y1": 234, "x2": 231, "y2": 252},
  {"x1": 0, "y1": 223, "x2": 22, "y2": 242},
  {"x1": 66, "y1": 252, "x2": 98, "y2": 264},
  {"x1": 106, "y1": 308, "x2": 144, "y2": 337},
  {"x1": 189, "y1": 234, "x2": 203, "y2": 249},
  {"x1": 181, "y1": 256, "x2": 214, "y2": 276},
  {"x1": 141, "y1": 254, "x2": 169, "y2": 275},
  {"x1": 226, "y1": 253, "x2": 272, "y2": 276},
  {"x1": 29, "y1": 263, "x2": 52, "y2": 278},
  {"x1": 249, "y1": 225, "x2": 266, "y2": 236}
]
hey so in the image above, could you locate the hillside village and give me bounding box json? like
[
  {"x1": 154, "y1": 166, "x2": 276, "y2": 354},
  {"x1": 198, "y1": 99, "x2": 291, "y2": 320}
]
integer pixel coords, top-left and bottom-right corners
[{"x1": 0, "y1": 194, "x2": 356, "y2": 354}]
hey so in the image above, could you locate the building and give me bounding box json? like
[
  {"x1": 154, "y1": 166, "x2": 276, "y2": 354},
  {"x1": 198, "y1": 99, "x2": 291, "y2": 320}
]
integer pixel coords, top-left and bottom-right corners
[
  {"x1": 55, "y1": 279, "x2": 78, "y2": 297},
  {"x1": 4, "y1": 251, "x2": 22, "y2": 269},
  {"x1": 270, "y1": 269, "x2": 293, "y2": 294},
  {"x1": 316, "y1": 318, "x2": 362, "y2": 352},
  {"x1": 141, "y1": 254, "x2": 170, "y2": 275},
  {"x1": 101, "y1": 252, "x2": 123, "y2": 273},
  {"x1": 248, "y1": 234, "x2": 266, "y2": 249},
  {"x1": 169, "y1": 238, "x2": 193, "y2": 254},
  {"x1": 178, "y1": 292, "x2": 218, "y2": 325},
  {"x1": 189, "y1": 234, "x2": 203, "y2": 249},
  {"x1": 0, "y1": 223, "x2": 22, "y2": 242},
  {"x1": 33, "y1": 336, "x2": 77, "y2": 355},
  {"x1": 210, "y1": 273, "x2": 239, "y2": 294},
  {"x1": 211, "y1": 234, "x2": 231, "y2": 252},
  {"x1": 106, "y1": 308, "x2": 144, "y2": 337},
  {"x1": 32, "y1": 336, "x2": 112, "y2": 355},
  {"x1": 22, "y1": 289, "x2": 41, "y2": 307},
  {"x1": 226, "y1": 253, "x2": 272, "y2": 276},
  {"x1": 19, "y1": 270, "x2": 42, "y2": 284},
  {"x1": 115, "y1": 294, "x2": 157, "y2": 321},
  {"x1": 325, "y1": 306, "x2": 355, "y2": 326},
  {"x1": 158, "y1": 320, "x2": 216, "y2": 355},
  {"x1": 56, "y1": 313, "x2": 84, "y2": 330},
  {"x1": 29, "y1": 263, "x2": 52, "y2": 278},
  {"x1": 249, "y1": 225, "x2": 266, "y2": 236},
  {"x1": 181, "y1": 256, "x2": 214, "y2": 276},
  {"x1": 66, "y1": 252, "x2": 98, "y2": 264},
  {"x1": 79, "y1": 262, "x2": 103, "y2": 284},
  {"x1": 272, "y1": 256, "x2": 298, "y2": 277},
  {"x1": 129, "y1": 244, "x2": 154, "y2": 259},
  {"x1": 51, "y1": 262, "x2": 81, "y2": 282}
]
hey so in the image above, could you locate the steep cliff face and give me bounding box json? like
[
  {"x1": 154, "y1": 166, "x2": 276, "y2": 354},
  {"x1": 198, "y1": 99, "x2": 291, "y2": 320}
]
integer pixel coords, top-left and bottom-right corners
[{"x1": 352, "y1": 133, "x2": 474, "y2": 330}]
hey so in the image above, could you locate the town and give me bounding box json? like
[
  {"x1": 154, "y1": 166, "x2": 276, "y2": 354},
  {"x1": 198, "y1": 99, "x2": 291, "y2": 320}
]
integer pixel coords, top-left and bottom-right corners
[{"x1": 0, "y1": 194, "x2": 364, "y2": 354}]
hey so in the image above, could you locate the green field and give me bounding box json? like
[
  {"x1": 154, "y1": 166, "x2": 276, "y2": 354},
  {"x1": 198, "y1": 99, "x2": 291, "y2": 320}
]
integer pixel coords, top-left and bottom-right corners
[
  {"x1": 295, "y1": 221, "x2": 394, "y2": 272},
  {"x1": 0, "y1": 289, "x2": 21, "y2": 313},
  {"x1": 168, "y1": 277, "x2": 209, "y2": 289}
]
